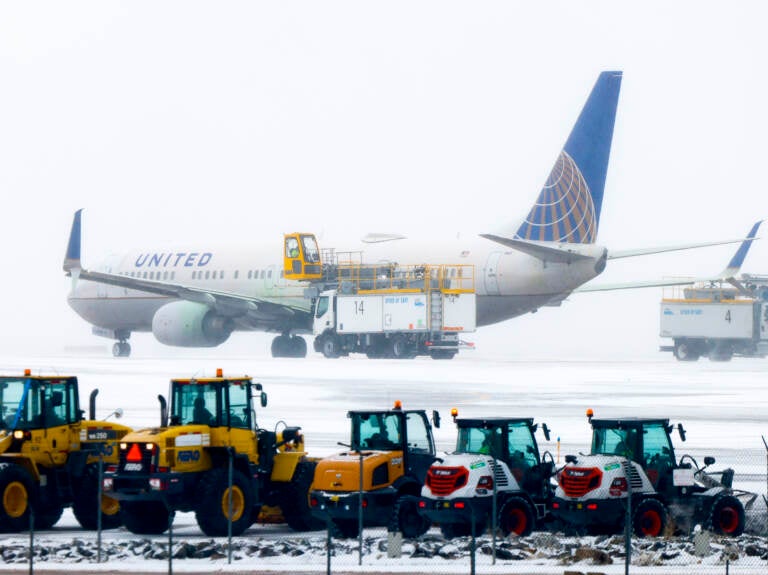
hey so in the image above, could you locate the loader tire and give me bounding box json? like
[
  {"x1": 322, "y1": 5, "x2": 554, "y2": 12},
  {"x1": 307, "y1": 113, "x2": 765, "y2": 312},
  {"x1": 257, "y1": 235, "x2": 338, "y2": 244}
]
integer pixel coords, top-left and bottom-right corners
[
  {"x1": 633, "y1": 498, "x2": 666, "y2": 537},
  {"x1": 72, "y1": 466, "x2": 122, "y2": 530},
  {"x1": 0, "y1": 463, "x2": 33, "y2": 533},
  {"x1": 281, "y1": 461, "x2": 324, "y2": 531},
  {"x1": 707, "y1": 494, "x2": 745, "y2": 536},
  {"x1": 120, "y1": 501, "x2": 171, "y2": 535},
  {"x1": 196, "y1": 468, "x2": 254, "y2": 537},
  {"x1": 499, "y1": 496, "x2": 535, "y2": 537},
  {"x1": 34, "y1": 503, "x2": 64, "y2": 530},
  {"x1": 332, "y1": 519, "x2": 360, "y2": 538},
  {"x1": 391, "y1": 495, "x2": 430, "y2": 538}
]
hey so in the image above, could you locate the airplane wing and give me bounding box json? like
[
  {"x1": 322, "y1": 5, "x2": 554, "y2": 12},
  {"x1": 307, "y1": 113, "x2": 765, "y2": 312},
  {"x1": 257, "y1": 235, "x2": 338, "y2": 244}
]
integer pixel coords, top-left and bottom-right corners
[
  {"x1": 607, "y1": 237, "x2": 754, "y2": 259},
  {"x1": 575, "y1": 220, "x2": 763, "y2": 293},
  {"x1": 63, "y1": 210, "x2": 307, "y2": 320}
]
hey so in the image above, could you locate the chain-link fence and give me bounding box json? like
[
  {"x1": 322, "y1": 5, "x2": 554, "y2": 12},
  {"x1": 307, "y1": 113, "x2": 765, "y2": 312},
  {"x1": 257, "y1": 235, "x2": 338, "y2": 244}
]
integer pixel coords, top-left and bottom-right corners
[{"x1": 7, "y1": 445, "x2": 767, "y2": 574}]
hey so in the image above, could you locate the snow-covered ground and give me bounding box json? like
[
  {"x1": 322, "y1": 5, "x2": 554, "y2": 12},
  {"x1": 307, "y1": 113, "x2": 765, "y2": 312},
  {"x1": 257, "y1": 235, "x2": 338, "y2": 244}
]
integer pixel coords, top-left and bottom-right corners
[{"x1": 0, "y1": 352, "x2": 766, "y2": 573}]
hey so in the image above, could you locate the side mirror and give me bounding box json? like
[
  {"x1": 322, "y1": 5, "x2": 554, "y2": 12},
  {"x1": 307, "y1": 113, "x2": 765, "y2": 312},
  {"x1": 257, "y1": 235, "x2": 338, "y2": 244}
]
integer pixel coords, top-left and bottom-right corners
[
  {"x1": 432, "y1": 410, "x2": 440, "y2": 429},
  {"x1": 678, "y1": 423, "x2": 687, "y2": 442},
  {"x1": 565, "y1": 454, "x2": 577, "y2": 464},
  {"x1": 704, "y1": 456, "x2": 716, "y2": 467},
  {"x1": 542, "y1": 423, "x2": 551, "y2": 442},
  {"x1": 260, "y1": 392, "x2": 268, "y2": 408}
]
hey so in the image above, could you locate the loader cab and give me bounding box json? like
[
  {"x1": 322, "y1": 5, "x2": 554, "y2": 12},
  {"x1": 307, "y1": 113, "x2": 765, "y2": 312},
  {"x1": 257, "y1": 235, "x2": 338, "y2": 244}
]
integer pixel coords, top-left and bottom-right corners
[
  {"x1": 590, "y1": 418, "x2": 678, "y2": 492},
  {"x1": 0, "y1": 374, "x2": 80, "y2": 432},
  {"x1": 349, "y1": 405, "x2": 438, "y2": 482},
  {"x1": 169, "y1": 374, "x2": 260, "y2": 431},
  {"x1": 455, "y1": 417, "x2": 551, "y2": 496},
  {"x1": 283, "y1": 232, "x2": 322, "y2": 281}
]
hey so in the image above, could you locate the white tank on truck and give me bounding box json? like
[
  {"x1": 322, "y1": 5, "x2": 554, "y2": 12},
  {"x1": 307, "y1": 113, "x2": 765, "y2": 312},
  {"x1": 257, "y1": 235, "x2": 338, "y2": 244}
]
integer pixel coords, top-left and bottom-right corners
[
  {"x1": 659, "y1": 283, "x2": 768, "y2": 361},
  {"x1": 312, "y1": 263, "x2": 476, "y2": 360}
]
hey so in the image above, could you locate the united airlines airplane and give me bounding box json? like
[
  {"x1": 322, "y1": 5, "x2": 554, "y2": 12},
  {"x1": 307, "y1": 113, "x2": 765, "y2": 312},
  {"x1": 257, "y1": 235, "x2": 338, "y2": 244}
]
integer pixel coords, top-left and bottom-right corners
[{"x1": 63, "y1": 71, "x2": 740, "y2": 358}]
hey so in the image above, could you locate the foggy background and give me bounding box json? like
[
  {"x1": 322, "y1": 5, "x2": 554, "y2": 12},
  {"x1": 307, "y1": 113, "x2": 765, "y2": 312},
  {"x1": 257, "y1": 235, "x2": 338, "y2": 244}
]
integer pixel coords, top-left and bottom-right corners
[{"x1": 2, "y1": 1, "x2": 767, "y2": 360}]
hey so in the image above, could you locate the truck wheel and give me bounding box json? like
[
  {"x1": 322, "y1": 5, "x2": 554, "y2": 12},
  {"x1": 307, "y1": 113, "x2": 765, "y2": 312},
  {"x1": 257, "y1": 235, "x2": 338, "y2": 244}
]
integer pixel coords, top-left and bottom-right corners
[
  {"x1": 673, "y1": 341, "x2": 699, "y2": 361},
  {"x1": 498, "y1": 496, "x2": 535, "y2": 537},
  {"x1": 195, "y1": 468, "x2": 254, "y2": 537},
  {"x1": 35, "y1": 503, "x2": 64, "y2": 530},
  {"x1": 391, "y1": 495, "x2": 430, "y2": 538},
  {"x1": 320, "y1": 335, "x2": 340, "y2": 359},
  {"x1": 72, "y1": 467, "x2": 122, "y2": 530},
  {"x1": 633, "y1": 498, "x2": 666, "y2": 537},
  {"x1": 281, "y1": 461, "x2": 324, "y2": 531},
  {"x1": 0, "y1": 463, "x2": 33, "y2": 532},
  {"x1": 120, "y1": 501, "x2": 172, "y2": 535},
  {"x1": 332, "y1": 519, "x2": 360, "y2": 538},
  {"x1": 707, "y1": 494, "x2": 745, "y2": 536},
  {"x1": 389, "y1": 336, "x2": 411, "y2": 359}
]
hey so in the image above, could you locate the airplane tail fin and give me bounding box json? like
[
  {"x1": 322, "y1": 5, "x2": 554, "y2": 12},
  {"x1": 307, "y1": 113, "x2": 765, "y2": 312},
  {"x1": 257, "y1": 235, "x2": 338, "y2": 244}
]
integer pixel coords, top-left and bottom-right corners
[
  {"x1": 718, "y1": 220, "x2": 762, "y2": 279},
  {"x1": 63, "y1": 209, "x2": 83, "y2": 274},
  {"x1": 514, "y1": 71, "x2": 622, "y2": 244}
]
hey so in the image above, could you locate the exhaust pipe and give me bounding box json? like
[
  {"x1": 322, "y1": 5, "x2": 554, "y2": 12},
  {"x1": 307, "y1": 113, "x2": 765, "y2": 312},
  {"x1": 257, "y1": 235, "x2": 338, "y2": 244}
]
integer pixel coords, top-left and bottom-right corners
[
  {"x1": 158, "y1": 395, "x2": 168, "y2": 428},
  {"x1": 89, "y1": 389, "x2": 99, "y2": 420}
]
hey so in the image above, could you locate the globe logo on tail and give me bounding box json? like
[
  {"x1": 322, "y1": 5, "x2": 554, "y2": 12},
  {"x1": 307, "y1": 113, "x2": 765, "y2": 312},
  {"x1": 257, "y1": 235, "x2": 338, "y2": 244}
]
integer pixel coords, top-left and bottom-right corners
[{"x1": 515, "y1": 151, "x2": 597, "y2": 244}]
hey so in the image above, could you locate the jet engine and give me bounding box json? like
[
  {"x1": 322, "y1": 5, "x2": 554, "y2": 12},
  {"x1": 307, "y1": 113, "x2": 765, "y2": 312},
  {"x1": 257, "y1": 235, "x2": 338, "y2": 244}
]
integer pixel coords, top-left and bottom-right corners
[{"x1": 151, "y1": 301, "x2": 233, "y2": 347}]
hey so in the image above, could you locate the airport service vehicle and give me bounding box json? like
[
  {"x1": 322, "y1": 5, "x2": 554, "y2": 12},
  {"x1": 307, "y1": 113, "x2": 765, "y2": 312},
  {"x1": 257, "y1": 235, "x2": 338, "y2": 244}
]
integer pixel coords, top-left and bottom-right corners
[
  {"x1": 311, "y1": 263, "x2": 476, "y2": 360},
  {"x1": 104, "y1": 369, "x2": 318, "y2": 536},
  {"x1": 0, "y1": 370, "x2": 131, "y2": 532},
  {"x1": 552, "y1": 411, "x2": 752, "y2": 537},
  {"x1": 310, "y1": 402, "x2": 440, "y2": 538},
  {"x1": 418, "y1": 413, "x2": 555, "y2": 537},
  {"x1": 660, "y1": 283, "x2": 768, "y2": 361}
]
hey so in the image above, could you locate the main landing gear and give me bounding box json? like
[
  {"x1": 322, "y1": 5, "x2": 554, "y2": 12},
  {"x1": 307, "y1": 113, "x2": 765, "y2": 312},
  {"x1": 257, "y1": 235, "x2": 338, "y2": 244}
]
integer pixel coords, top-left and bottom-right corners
[
  {"x1": 112, "y1": 340, "x2": 131, "y2": 357},
  {"x1": 271, "y1": 334, "x2": 307, "y2": 358}
]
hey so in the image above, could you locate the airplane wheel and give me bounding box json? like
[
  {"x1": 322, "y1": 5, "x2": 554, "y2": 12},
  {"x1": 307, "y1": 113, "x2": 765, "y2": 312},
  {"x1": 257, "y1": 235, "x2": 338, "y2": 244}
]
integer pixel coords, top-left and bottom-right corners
[
  {"x1": 112, "y1": 342, "x2": 131, "y2": 357},
  {"x1": 271, "y1": 335, "x2": 290, "y2": 357},
  {"x1": 290, "y1": 336, "x2": 307, "y2": 358}
]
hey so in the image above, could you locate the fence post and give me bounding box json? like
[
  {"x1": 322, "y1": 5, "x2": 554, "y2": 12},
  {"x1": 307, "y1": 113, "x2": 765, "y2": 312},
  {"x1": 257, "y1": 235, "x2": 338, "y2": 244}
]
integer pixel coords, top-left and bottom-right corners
[
  {"x1": 227, "y1": 447, "x2": 233, "y2": 564},
  {"x1": 624, "y1": 471, "x2": 632, "y2": 575},
  {"x1": 28, "y1": 507, "x2": 34, "y2": 575},
  {"x1": 167, "y1": 504, "x2": 173, "y2": 575},
  {"x1": 97, "y1": 453, "x2": 103, "y2": 563}
]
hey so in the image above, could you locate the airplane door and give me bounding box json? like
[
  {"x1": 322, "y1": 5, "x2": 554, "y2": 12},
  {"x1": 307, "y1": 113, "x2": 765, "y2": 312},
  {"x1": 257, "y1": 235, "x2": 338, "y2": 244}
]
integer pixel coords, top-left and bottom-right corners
[{"x1": 484, "y1": 252, "x2": 503, "y2": 295}]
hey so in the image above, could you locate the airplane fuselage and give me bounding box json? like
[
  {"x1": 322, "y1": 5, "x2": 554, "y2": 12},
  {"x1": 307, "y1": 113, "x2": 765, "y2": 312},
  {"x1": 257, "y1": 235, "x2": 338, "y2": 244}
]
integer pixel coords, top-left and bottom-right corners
[{"x1": 67, "y1": 235, "x2": 606, "y2": 336}]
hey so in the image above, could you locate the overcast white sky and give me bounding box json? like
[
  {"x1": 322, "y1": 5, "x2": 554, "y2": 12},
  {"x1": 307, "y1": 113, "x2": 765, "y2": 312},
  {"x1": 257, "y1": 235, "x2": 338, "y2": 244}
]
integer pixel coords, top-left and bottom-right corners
[{"x1": 2, "y1": 1, "x2": 767, "y2": 359}]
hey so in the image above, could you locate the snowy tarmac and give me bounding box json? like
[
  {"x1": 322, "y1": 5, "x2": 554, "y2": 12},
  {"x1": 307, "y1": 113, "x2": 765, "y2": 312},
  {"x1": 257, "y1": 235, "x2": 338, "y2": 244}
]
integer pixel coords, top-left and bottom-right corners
[{"x1": 0, "y1": 351, "x2": 766, "y2": 573}]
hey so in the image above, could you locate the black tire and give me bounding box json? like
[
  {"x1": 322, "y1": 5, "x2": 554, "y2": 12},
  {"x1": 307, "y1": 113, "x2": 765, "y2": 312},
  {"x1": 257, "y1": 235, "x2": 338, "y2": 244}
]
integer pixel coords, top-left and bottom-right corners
[
  {"x1": 0, "y1": 463, "x2": 34, "y2": 532},
  {"x1": 391, "y1": 495, "x2": 430, "y2": 538},
  {"x1": 673, "y1": 341, "x2": 699, "y2": 361},
  {"x1": 498, "y1": 496, "x2": 535, "y2": 537},
  {"x1": 72, "y1": 466, "x2": 122, "y2": 530},
  {"x1": 195, "y1": 468, "x2": 254, "y2": 537},
  {"x1": 35, "y1": 503, "x2": 64, "y2": 530},
  {"x1": 290, "y1": 336, "x2": 308, "y2": 358},
  {"x1": 389, "y1": 336, "x2": 411, "y2": 359},
  {"x1": 707, "y1": 494, "x2": 745, "y2": 536},
  {"x1": 120, "y1": 501, "x2": 171, "y2": 535},
  {"x1": 280, "y1": 461, "x2": 324, "y2": 531},
  {"x1": 320, "y1": 335, "x2": 340, "y2": 359},
  {"x1": 332, "y1": 518, "x2": 360, "y2": 539},
  {"x1": 633, "y1": 498, "x2": 666, "y2": 538},
  {"x1": 271, "y1": 335, "x2": 289, "y2": 358}
]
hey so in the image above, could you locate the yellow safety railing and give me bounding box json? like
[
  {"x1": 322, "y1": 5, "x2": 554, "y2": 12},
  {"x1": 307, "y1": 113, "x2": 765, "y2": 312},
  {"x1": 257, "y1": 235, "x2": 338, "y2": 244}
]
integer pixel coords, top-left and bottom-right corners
[{"x1": 333, "y1": 264, "x2": 475, "y2": 294}]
